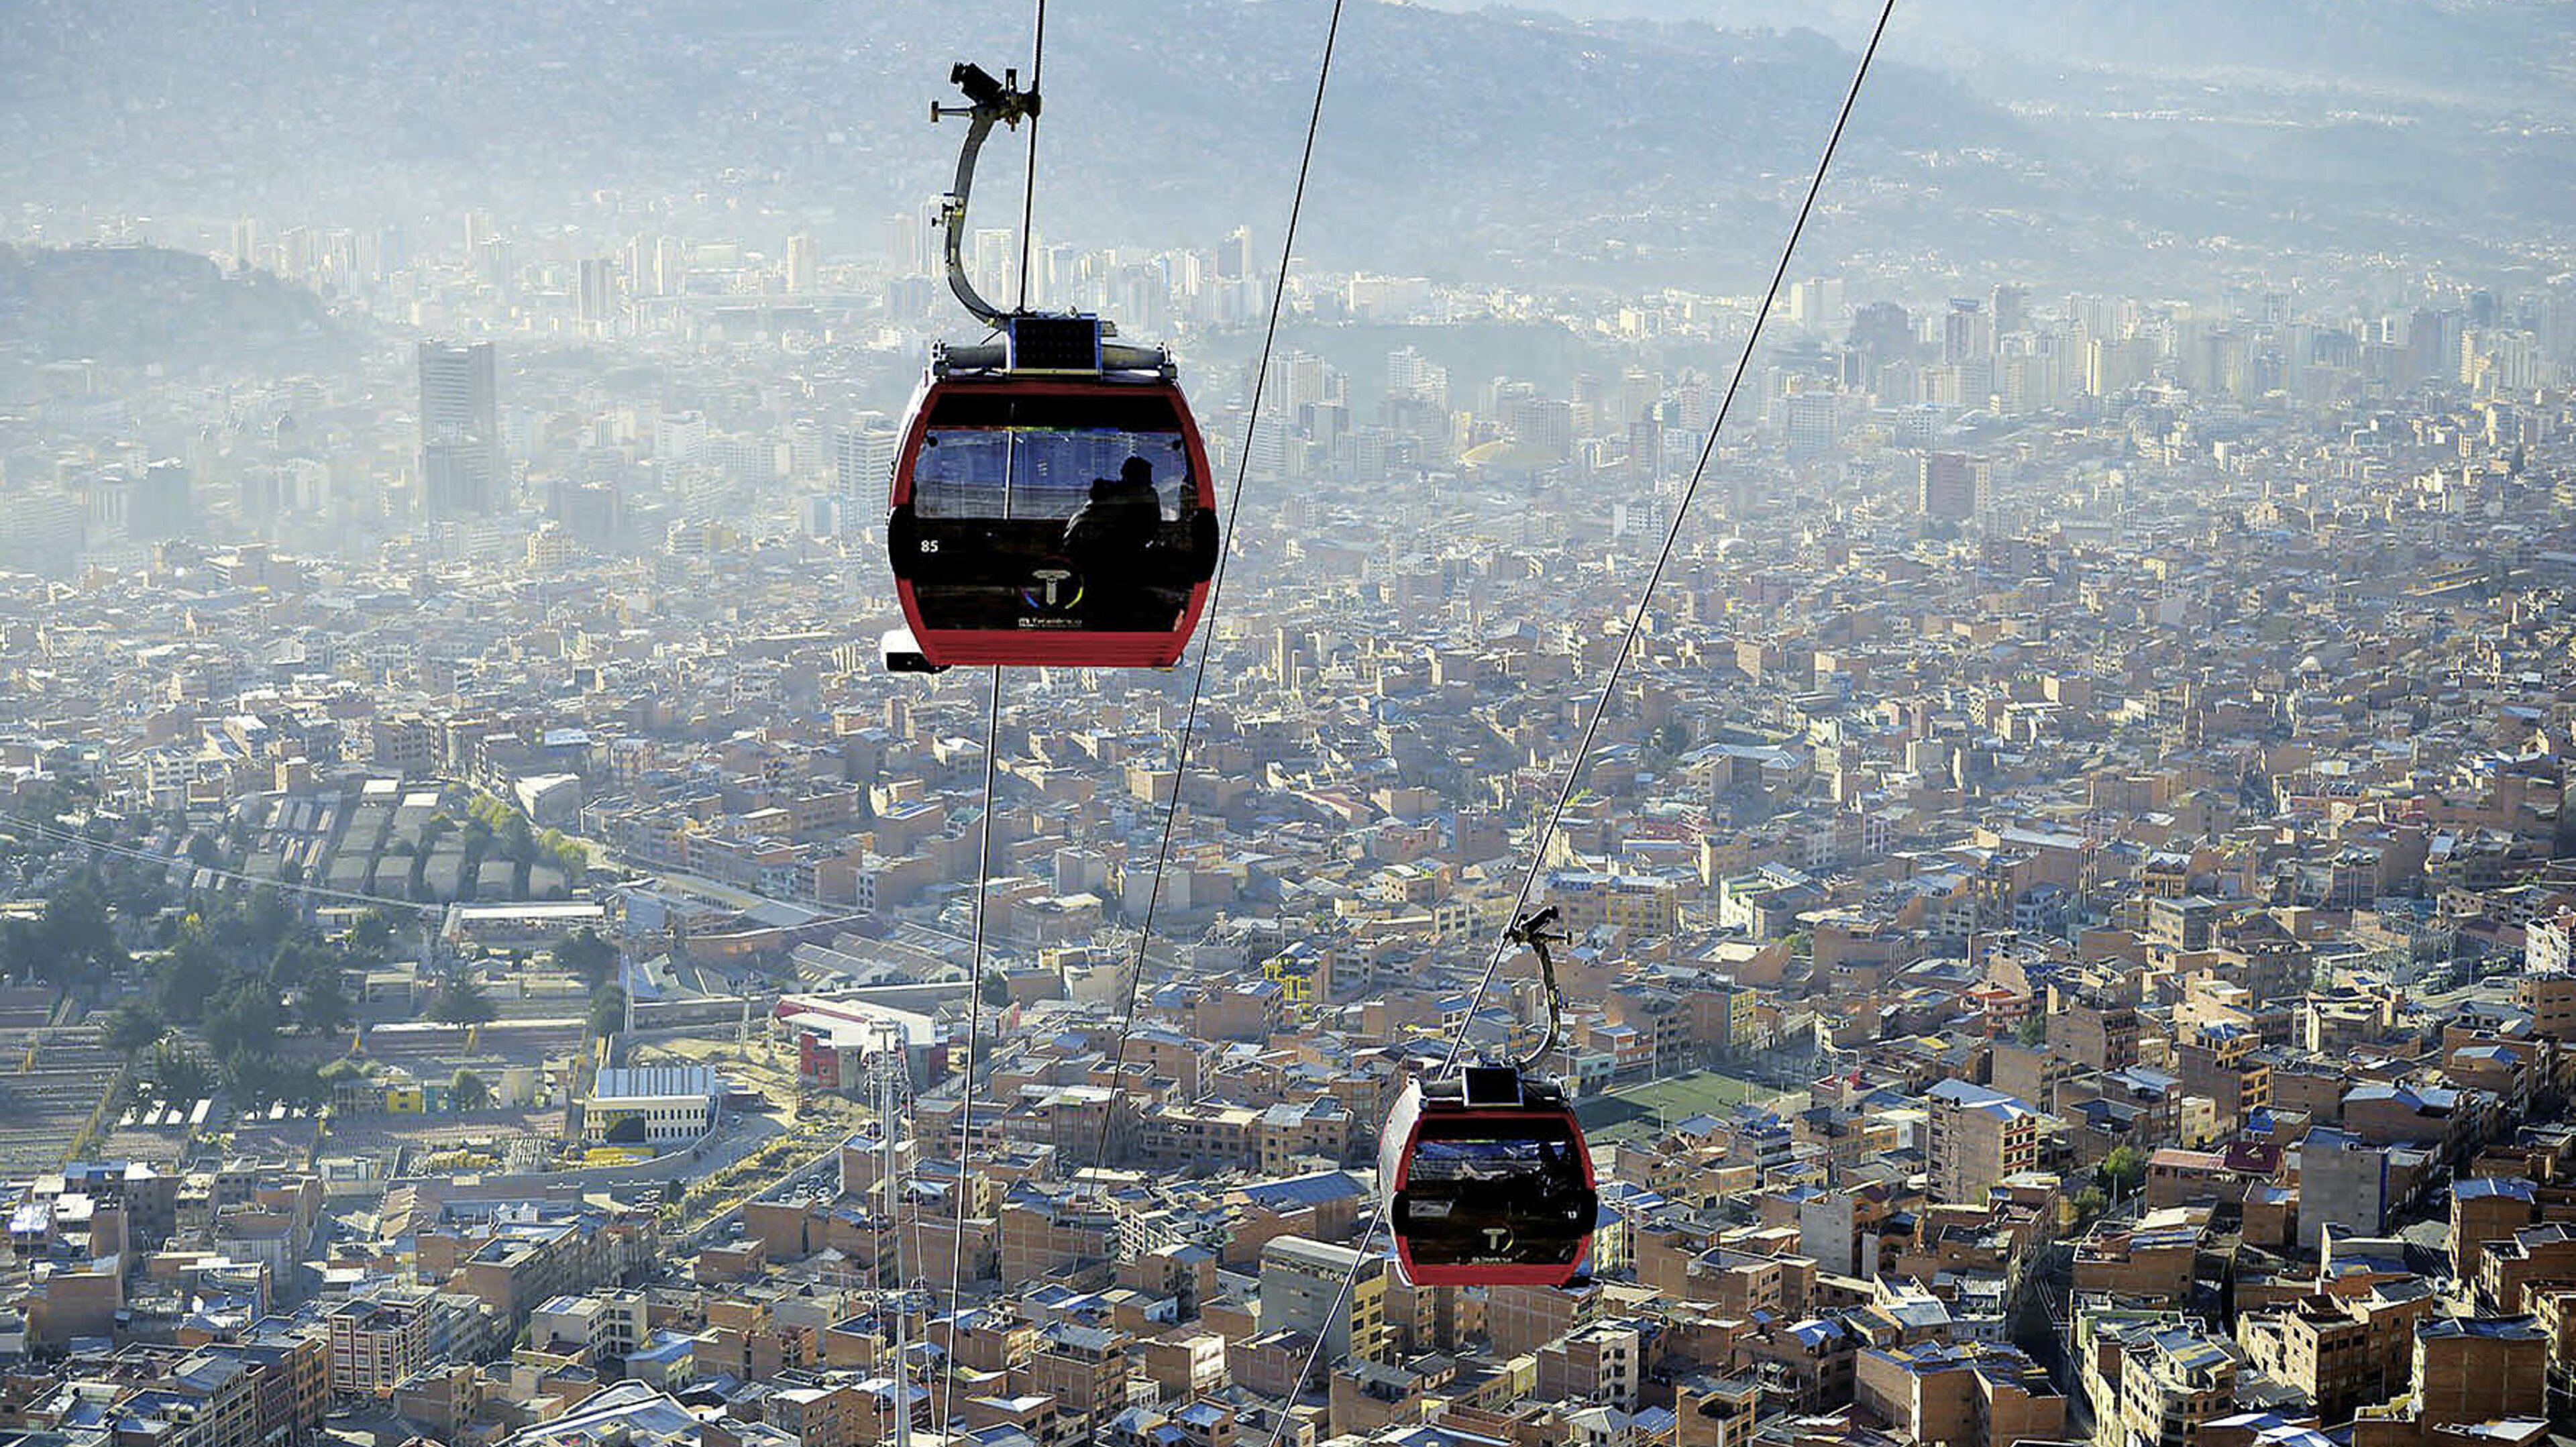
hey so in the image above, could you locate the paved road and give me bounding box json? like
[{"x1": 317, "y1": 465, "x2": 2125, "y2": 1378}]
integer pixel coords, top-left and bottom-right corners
[
  {"x1": 692, "y1": 1108, "x2": 788, "y2": 1175},
  {"x1": 685, "y1": 1135, "x2": 847, "y2": 1250}
]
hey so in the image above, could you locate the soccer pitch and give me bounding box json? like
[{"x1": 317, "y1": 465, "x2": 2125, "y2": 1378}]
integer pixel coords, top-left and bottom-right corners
[{"x1": 1574, "y1": 1069, "x2": 1786, "y2": 1143}]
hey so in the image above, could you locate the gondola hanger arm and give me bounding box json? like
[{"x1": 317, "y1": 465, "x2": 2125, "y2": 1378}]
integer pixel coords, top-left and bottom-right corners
[
  {"x1": 1505, "y1": 906, "x2": 1570, "y2": 1075},
  {"x1": 931, "y1": 62, "x2": 1041, "y2": 327}
]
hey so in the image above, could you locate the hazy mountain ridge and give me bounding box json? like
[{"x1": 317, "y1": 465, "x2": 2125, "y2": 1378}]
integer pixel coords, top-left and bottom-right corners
[
  {"x1": 1438, "y1": 0, "x2": 2576, "y2": 107},
  {"x1": 0, "y1": 244, "x2": 352, "y2": 374},
  {"x1": 0, "y1": 0, "x2": 2021, "y2": 276},
  {"x1": 1, "y1": 0, "x2": 2562, "y2": 291},
  {"x1": 1927, "y1": 0, "x2": 2576, "y2": 101}
]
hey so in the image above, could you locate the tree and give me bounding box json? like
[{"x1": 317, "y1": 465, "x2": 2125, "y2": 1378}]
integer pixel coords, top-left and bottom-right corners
[
  {"x1": 979, "y1": 971, "x2": 1011, "y2": 1009},
  {"x1": 15, "y1": 778, "x2": 74, "y2": 829},
  {"x1": 294, "y1": 971, "x2": 354, "y2": 1036},
  {"x1": 155, "y1": 933, "x2": 227, "y2": 1026},
  {"x1": 38, "y1": 871, "x2": 126, "y2": 983},
  {"x1": 103, "y1": 858, "x2": 170, "y2": 919},
  {"x1": 428, "y1": 975, "x2": 496, "y2": 1026},
  {"x1": 555, "y1": 928, "x2": 619, "y2": 991},
  {"x1": 0, "y1": 918, "x2": 36, "y2": 983},
  {"x1": 241, "y1": 886, "x2": 298, "y2": 957},
  {"x1": 500, "y1": 811, "x2": 539, "y2": 867},
  {"x1": 451, "y1": 1068, "x2": 493, "y2": 1112},
  {"x1": 2100, "y1": 1144, "x2": 2150, "y2": 1200},
  {"x1": 203, "y1": 885, "x2": 297, "y2": 960},
  {"x1": 254, "y1": 1058, "x2": 328, "y2": 1109},
  {"x1": 292, "y1": 1061, "x2": 333, "y2": 1105},
  {"x1": 348, "y1": 910, "x2": 396, "y2": 961},
  {"x1": 268, "y1": 936, "x2": 338, "y2": 991},
  {"x1": 1650, "y1": 718, "x2": 1690, "y2": 759},
  {"x1": 201, "y1": 978, "x2": 284, "y2": 1064},
  {"x1": 2014, "y1": 1014, "x2": 2049, "y2": 1047},
  {"x1": 588, "y1": 984, "x2": 627, "y2": 1041},
  {"x1": 144, "y1": 1038, "x2": 216, "y2": 1104},
  {"x1": 539, "y1": 827, "x2": 583, "y2": 871},
  {"x1": 2074, "y1": 1185, "x2": 2108, "y2": 1222},
  {"x1": 102, "y1": 1000, "x2": 166, "y2": 1057}
]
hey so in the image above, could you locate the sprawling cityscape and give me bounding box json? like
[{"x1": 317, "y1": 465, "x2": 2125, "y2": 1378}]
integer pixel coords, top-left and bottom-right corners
[{"x1": 4, "y1": 3, "x2": 2576, "y2": 1447}]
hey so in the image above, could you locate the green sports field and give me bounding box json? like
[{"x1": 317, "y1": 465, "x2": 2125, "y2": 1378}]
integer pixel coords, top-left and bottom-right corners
[{"x1": 1574, "y1": 1069, "x2": 1790, "y2": 1144}]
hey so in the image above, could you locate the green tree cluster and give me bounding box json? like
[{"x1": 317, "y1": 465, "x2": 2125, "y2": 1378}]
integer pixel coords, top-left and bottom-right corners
[
  {"x1": 554, "y1": 928, "x2": 619, "y2": 990},
  {"x1": 2098, "y1": 1143, "x2": 2149, "y2": 1199},
  {"x1": 0, "y1": 870, "x2": 130, "y2": 985},
  {"x1": 103, "y1": 999, "x2": 166, "y2": 1057},
  {"x1": 588, "y1": 984, "x2": 627, "y2": 1040},
  {"x1": 429, "y1": 974, "x2": 497, "y2": 1026}
]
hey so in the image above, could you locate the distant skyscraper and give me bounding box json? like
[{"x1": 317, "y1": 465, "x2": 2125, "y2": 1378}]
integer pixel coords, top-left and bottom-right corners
[
  {"x1": 1570, "y1": 371, "x2": 1605, "y2": 435},
  {"x1": 229, "y1": 219, "x2": 259, "y2": 272},
  {"x1": 1619, "y1": 368, "x2": 1664, "y2": 431},
  {"x1": 1780, "y1": 390, "x2": 1839, "y2": 456},
  {"x1": 883, "y1": 213, "x2": 921, "y2": 275},
  {"x1": 2068, "y1": 294, "x2": 2133, "y2": 345},
  {"x1": 85, "y1": 474, "x2": 130, "y2": 543},
  {"x1": 1216, "y1": 226, "x2": 1254, "y2": 282},
  {"x1": 372, "y1": 225, "x2": 407, "y2": 281},
  {"x1": 1847, "y1": 302, "x2": 1913, "y2": 369},
  {"x1": 131, "y1": 460, "x2": 193, "y2": 541},
  {"x1": 971, "y1": 228, "x2": 1015, "y2": 305},
  {"x1": 1989, "y1": 284, "x2": 2029, "y2": 339},
  {"x1": 2084, "y1": 335, "x2": 2157, "y2": 397},
  {"x1": 1283, "y1": 354, "x2": 1334, "y2": 413},
  {"x1": 1387, "y1": 347, "x2": 1435, "y2": 397},
  {"x1": 278, "y1": 226, "x2": 315, "y2": 279},
  {"x1": 464, "y1": 209, "x2": 494, "y2": 257},
  {"x1": 1503, "y1": 395, "x2": 1572, "y2": 460},
  {"x1": 1916, "y1": 451, "x2": 1980, "y2": 521},
  {"x1": 653, "y1": 237, "x2": 686, "y2": 298},
  {"x1": 0, "y1": 492, "x2": 87, "y2": 575},
  {"x1": 836, "y1": 416, "x2": 901, "y2": 513},
  {"x1": 2409, "y1": 307, "x2": 2463, "y2": 386},
  {"x1": 419, "y1": 341, "x2": 502, "y2": 517},
  {"x1": 1943, "y1": 299, "x2": 1992, "y2": 365},
  {"x1": 1787, "y1": 276, "x2": 1843, "y2": 328},
  {"x1": 577, "y1": 258, "x2": 616, "y2": 335},
  {"x1": 786, "y1": 233, "x2": 820, "y2": 294}
]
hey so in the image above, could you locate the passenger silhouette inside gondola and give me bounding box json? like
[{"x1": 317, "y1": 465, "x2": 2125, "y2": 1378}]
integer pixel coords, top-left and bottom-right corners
[
  {"x1": 1408, "y1": 1132, "x2": 1589, "y2": 1265},
  {"x1": 1062, "y1": 455, "x2": 1169, "y2": 629}
]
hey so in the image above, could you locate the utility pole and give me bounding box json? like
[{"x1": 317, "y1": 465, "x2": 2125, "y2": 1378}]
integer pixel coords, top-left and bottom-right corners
[{"x1": 877, "y1": 1022, "x2": 913, "y2": 1447}]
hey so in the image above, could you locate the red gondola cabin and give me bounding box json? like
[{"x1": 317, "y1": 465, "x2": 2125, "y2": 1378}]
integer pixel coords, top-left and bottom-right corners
[
  {"x1": 886, "y1": 317, "x2": 1219, "y2": 669},
  {"x1": 1379, "y1": 1067, "x2": 1599, "y2": 1289}
]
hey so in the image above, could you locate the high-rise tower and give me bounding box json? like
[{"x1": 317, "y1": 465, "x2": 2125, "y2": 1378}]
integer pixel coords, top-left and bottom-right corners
[{"x1": 419, "y1": 341, "x2": 502, "y2": 516}]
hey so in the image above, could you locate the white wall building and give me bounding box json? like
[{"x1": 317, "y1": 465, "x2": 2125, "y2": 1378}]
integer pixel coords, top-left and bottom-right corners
[{"x1": 582, "y1": 1065, "x2": 719, "y2": 1146}]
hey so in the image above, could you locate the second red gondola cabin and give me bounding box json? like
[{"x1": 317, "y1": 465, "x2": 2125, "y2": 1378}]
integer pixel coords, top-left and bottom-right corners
[{"x1": 1379, "y1": 1067, "x2": 1599, "y2": 1289}]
